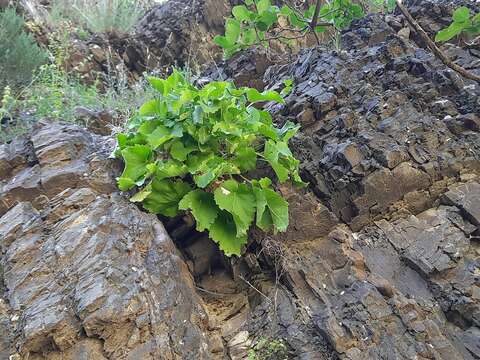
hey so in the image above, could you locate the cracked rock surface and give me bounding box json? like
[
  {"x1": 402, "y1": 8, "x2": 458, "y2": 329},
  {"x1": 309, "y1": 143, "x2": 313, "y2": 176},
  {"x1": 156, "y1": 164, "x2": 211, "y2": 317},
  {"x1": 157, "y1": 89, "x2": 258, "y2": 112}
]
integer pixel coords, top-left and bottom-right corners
[
  {"x1": 1, "y1": 0, "x2": 479, "y2": 359},
  {"x1": 0, "y1": 123, "x2": 213, "y2": 359}
]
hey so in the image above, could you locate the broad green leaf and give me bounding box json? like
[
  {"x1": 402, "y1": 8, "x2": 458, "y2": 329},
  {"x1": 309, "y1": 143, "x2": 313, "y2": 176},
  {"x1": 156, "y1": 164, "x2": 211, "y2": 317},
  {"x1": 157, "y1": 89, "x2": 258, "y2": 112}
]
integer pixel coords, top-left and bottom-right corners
[
  {"x1": 209, "y1": 211, "x2": 247, "y2": 256},
  {"x1": 232, "y1": 5, "x2": 251, "y2": 21},
  {"x1": 147, "y1": 77, "x2": 166, "y2": 95},
  {"x1": 118, "y1": 145, "x2": 152, "y2": 191},
  {"x1": 280, "y1": 5, "x2": 293, "y2": 16},
  {"x1": 280, "y1": 79, "x2": 294, "y2": 97},
  {"x1": 187, "y1": 152, "x2": 214, "y2": 173},
  {"x1": 214, "y1": 35, "x2": 233, "y2": 49},
  {"x1": 170, "y1": 139, "x2": 196, "y2": 161},
  {"x1": 288, "y1": 12, "x2": 307, "y2": 28},
  {"x1": 452, "y1": 6, "x2": 470, "y2": 22},
  {"x1": 139, "y1": 99, "x2": 165, "y2": 116},
  {"x1": 146, "y1": 125, "x2": 183, "y2": 149},
  {"x1": 263, "y1": 187, "x2": 289, "y2": 232},
  {"x1": 277, "y1": 121, "x2": 299, "y2": 142},
  {"x1": 179, "y1": 190, "x2": 219, "y2": 231},
  {"x1": 242, "y1": 28, "x2": 257, "y2": 45},
  {"x1": 256, "y1": 0, "x2": 270, "y2": 14},
  {"x1": 155, "y1": 159, "x2": 188, "y2": 180},
  {"x1": 130, "y1": 186, "x2": 152, "y2": 202},
  {"x1": 233, "y1": 147, "x2": 257, "y2": 172},
  {"x1": 225, "y1": 18, "x2": 241, "y2": 44},
  {"x1": 193, "y1": 161, "x2": 240, "y2": 188},
  {"x1": 193, "y1": 105, "x2": 203, "y2": 124},
  {"x1": 138, "y1": 119, "x2": 161, "y2": 135},
  {"x1": 270, "y1": 162, "x2": 289, "y2": 182},
  {"x1": 350, "y1": 4, "x2": 364, "y2": 18},
  {"x1": 259, "y1": 178, "x2": 272, "y2": 188},
  {"x1": 264, "y1": 140, "x2": 290, "y2": 182},
  {"x1": 246, "y1": 88, "x2": 285, "y2": 104},
  {"x1": 117, "y1": 177, "x2": 135, "y2": 191},
  {"x1": 142, "y1": 179, "x2": 191, "y2": 217},
  {"x1": 252, "y1": 184, "x2": 273, "y2": 231},
  {"x1": 194, "y1": 169, "x2": 218, "y2": 188},
  {"x1": 214, "y1": 179, "x2": 256, "y2": 236},
  {"x1": 435, "y1": 21, "x2": 466, "y2": 41},
  {"x1": 258, "y1": 10, "x2": 278, "y2": 28},
  {"x1": 304, "y1": 4, "x2": 316, "y2": 19}
]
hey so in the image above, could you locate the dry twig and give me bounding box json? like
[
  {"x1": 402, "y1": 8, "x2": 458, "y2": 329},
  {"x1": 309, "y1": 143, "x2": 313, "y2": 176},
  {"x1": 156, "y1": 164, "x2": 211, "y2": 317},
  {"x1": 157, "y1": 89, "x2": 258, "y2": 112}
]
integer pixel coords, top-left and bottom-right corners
[{"x1": 395, "y1": 0, "x2": 480, "y2": 82}]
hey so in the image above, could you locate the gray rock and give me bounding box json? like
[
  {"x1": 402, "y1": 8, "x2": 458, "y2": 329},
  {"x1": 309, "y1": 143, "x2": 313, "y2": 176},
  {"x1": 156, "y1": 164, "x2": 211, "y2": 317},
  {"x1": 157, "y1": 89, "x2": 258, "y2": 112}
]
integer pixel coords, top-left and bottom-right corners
[
  {"x1": 0, "y1": 123, "x2": 216, "y2": 359},
  {"x1": 443, "y1": 182, "x2": 480, "y2": 226}
]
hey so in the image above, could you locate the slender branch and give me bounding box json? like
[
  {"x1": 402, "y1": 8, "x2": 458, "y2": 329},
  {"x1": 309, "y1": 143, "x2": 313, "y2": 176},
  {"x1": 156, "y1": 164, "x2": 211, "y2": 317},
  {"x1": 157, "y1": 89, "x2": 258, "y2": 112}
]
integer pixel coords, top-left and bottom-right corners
[
  {"x1": 310, "y1": 0, "x2": 322, "y2": 29},
  {"x1": 265, "y1": 32, "x2": 313, "y2": 42},
  {"x1": 310, "y1": 0, "x2": 322, "y2": 44},
  {"x1": 238, "y1": 275, "x2": 273, "y2": 304},
  {"x1": 395, "y1": 0, "x2": 480, "y2": 82}
]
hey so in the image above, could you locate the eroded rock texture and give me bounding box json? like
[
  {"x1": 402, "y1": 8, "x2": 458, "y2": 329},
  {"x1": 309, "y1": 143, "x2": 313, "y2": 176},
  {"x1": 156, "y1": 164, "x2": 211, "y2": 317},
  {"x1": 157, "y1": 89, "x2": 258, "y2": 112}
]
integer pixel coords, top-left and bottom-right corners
[
  {"x1": 59, "y1": 0, "x2": 235, "y2": 84},
  {"x1": 1, "y1": 0, "x2": 480, "y2": 359},
  {"x1": 201, "y1": 1, "x2": 480, "y2": 359},
  {"x1": 0, "y1": 123, "x2": 214, "y2": 359}
]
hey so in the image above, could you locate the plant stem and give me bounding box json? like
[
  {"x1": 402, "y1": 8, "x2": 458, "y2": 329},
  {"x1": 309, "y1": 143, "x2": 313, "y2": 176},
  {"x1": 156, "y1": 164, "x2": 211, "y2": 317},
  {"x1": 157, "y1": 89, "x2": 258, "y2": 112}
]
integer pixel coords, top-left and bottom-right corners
[
  {"x1": 310, "y1": 0, "x2": 322, "y2": 29},
  {"x1": 310, "y1": 0, "x2": 322, "y2": 44}
]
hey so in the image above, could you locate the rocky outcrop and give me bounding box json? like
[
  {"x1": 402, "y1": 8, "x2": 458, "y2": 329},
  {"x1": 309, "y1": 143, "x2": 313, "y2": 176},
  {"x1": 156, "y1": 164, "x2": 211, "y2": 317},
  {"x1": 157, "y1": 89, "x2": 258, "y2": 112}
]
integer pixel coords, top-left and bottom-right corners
[
  {"x1": 1, "y1": 0, "x2": 479, "y2": 359},
  {"x1": 247, "y1": 4, "x2": 479, "y2": 359},
  {"x1": 195, "y1": 2, "x2": 480, "y2": 359},
  {"x1": 59, "y1": 0, "x2": 235, "y2": 84},
  {"x1": 0, "y1": 123, "x2": 215, "y2": 359}
]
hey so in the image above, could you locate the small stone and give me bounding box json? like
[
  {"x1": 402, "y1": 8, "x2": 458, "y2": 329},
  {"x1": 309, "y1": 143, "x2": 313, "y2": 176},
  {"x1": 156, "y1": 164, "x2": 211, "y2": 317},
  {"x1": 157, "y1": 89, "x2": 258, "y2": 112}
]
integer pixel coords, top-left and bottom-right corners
[{"x1": 397, "y1": 27, "x2": 410, "y2": 39}]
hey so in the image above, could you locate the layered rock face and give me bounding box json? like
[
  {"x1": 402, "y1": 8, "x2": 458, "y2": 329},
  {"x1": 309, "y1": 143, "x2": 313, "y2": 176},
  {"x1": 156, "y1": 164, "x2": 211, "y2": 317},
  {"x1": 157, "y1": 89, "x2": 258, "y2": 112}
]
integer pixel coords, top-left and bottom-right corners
[
  {"x1": 0, "y1": 123, "x2": 213, "y2": 359},
  {"x1": 59, "y1": 0, "x2": 235, "y2": 83},
  {"x1": 252, "y1": 2, "x2": 479, "y2": 358},
  {"x1": 1, "y1": 0, "x2": 479, "y2": 359}
]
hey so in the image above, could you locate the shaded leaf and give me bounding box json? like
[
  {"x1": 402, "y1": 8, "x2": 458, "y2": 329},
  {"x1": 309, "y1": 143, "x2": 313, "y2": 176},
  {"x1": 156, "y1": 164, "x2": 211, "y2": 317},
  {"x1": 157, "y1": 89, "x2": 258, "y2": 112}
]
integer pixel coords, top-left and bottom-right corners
[
  {"x1": 118, "y1": 145, "x2": 152, "y2": 191},
  {"x1": 142, "y1": 179, "x2": 191, "y2": 217},
  {"x1": 179, "y1": 190, "x2": 219, "y2": 231},
  {"x1": 214, "y1": 179, "x2": 256, "y2": 236},
  {"x1": 209, "y1": 211, "x2": 247, "y2": 256}
]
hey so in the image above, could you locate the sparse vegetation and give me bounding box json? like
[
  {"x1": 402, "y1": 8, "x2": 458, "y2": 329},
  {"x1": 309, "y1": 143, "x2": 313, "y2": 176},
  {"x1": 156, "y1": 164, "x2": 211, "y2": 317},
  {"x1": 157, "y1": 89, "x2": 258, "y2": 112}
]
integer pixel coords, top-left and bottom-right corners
[
  {"x1": 0, "y1": 7, "x2": 48, "y2": 92},
  {"x1": 48, "y1": 0, "x2": 152, "y2": 33},
  {"x1": 0, "y1": 62, "x2": 157, "y2": 143},
  {"x1": 248, "y1": 338, "x2": 289, "y2": 360}
]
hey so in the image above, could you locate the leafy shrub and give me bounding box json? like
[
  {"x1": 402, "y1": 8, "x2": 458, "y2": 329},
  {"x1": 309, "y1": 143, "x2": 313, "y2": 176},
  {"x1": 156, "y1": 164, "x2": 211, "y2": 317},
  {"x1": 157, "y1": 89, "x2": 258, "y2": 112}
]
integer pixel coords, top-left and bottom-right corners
[
  {"x1": 49, "y1": 0, "x2": 150, "y2": 33},
  {"x1": 115, "y1": 70, "x2": 304, "y2": 256},
  {"x1": 0, "y1": 7, "x2": 48, "y2": 92},
  {"x1": 214, "y1": 0, "x2": 365, "y2": 58},
  {"x1": 435, "y1": 6, "x2": 480, "y2": 42}
]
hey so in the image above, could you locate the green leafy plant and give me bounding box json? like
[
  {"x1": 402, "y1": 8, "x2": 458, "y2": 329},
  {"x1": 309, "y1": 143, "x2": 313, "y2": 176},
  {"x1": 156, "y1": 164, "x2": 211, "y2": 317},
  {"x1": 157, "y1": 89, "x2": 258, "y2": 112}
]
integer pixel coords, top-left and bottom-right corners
[
  {"x1": 435, "y1": 6, "x2": 480, "y2": 42},
  {"x1": 214, "y1": 0, "x2": 365, "y2": 58},
  {"x1": 0, "y1": 7, "x2": 48, "y2": 92},
  {"x1": 115, "y1": 70, "x2": 304, "y2": 256}
]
